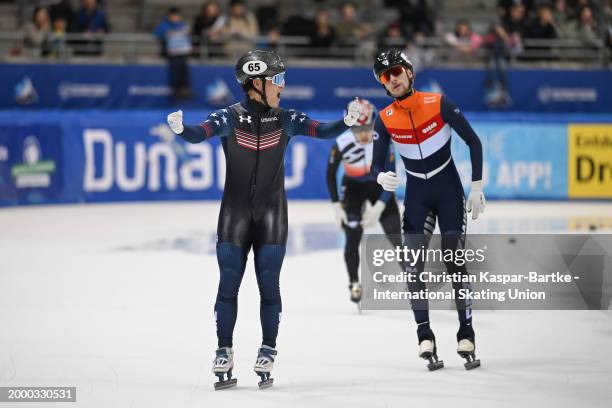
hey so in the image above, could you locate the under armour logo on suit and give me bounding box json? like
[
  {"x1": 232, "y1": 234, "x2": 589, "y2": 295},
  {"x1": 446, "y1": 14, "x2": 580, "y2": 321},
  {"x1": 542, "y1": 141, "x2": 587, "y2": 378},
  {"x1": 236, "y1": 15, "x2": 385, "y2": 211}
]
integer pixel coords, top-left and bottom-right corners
[{"x1": 239, "y1": 115, "x2": 252, "y2": 124}]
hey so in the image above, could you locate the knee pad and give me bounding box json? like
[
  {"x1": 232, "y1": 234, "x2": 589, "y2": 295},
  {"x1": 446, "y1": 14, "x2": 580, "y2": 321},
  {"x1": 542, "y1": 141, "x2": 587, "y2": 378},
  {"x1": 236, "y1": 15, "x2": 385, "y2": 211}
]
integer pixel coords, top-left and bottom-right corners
[
  {"x1": 216, "y1": 243, "x2": 246, "y2": 301},
  {"x1": 254, "y1": 245, "x2": 285, "y2": 304}
]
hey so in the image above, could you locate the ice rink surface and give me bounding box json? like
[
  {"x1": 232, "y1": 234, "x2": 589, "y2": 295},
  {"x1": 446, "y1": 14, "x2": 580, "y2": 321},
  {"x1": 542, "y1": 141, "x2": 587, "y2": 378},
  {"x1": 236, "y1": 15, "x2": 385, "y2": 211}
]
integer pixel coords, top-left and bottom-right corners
[{"x1": 1, "y1": 200, "x2": 612, "y2": 408}]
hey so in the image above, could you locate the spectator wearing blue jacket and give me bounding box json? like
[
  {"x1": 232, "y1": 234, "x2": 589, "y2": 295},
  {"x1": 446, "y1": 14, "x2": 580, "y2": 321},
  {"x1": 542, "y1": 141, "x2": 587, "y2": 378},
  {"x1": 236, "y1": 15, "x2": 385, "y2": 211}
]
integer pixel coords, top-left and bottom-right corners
[
  {"x1": 73, "y1": 0, "x2": 109, "y2": 55},
  {"x1": 154, "y1": 7, "x2": 194, "y2": 100},
  {"x1": 75, "y1": 0, "x2": 109, "y2": 33}
]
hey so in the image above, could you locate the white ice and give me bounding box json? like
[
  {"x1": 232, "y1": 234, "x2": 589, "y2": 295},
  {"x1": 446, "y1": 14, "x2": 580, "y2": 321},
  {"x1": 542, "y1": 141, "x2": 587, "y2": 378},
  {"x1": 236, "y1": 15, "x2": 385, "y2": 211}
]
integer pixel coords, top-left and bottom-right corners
[{"x1": 1, "y1": 201, "x2": 612, "y2": 408}]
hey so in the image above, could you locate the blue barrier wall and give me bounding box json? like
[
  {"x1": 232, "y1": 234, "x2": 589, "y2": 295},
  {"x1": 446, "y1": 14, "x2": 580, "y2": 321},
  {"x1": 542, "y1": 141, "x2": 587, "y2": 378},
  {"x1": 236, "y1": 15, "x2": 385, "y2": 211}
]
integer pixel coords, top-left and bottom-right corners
[
  {"x1": 1, "y1": 110, "x2": 610, "y2": 206},
  {"x1": 4, "y1": 63, "x2": 612, "y2": 112}
]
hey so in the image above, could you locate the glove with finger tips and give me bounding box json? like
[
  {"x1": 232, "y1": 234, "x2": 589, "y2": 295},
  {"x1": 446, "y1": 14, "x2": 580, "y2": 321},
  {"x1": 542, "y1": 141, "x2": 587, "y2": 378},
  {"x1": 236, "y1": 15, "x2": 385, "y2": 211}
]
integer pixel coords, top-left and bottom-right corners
[
  {"x1": 167, "y1": 110, "x2": 184, "y2": 134},
  {"x1": 344, "y1": 98, "x2": 364, "y2": 126},
  {"x1": 332, "y1": 202, "x2": 348, "y2": 226},
  {"x1": 376, "y1": 171, "x2": 399, "y2": 192},
  {"x1": 466, "y1": 180, "x2": 486, "y2": 220}
]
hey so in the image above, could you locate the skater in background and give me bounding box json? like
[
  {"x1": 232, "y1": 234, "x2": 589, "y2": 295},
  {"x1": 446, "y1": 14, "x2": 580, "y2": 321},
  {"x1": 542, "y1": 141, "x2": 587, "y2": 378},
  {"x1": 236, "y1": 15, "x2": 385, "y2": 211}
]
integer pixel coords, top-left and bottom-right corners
[
  {"x1": 371, "y1": 50, "x2": 485, "y2": 370},
  {"x1": 166, "y1": 49, "x2": 364, "y2": 389},
  {"x1": 326, "y1": 98, "x2": 402, "y2": 305}
]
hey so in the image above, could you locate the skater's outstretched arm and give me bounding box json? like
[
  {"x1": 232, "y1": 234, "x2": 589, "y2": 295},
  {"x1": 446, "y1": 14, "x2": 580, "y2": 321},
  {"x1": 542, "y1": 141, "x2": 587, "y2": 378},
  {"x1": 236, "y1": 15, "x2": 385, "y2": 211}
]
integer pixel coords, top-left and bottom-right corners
[
  {"x1": 283, "y1": 100, "x2": 364, "y2": 139},
  {"x1": 282, "y1": 109, "x2": 348, "y2": 139},
  {"x1": 167, "y1": 109, "x2": 234, "y2": 143}
]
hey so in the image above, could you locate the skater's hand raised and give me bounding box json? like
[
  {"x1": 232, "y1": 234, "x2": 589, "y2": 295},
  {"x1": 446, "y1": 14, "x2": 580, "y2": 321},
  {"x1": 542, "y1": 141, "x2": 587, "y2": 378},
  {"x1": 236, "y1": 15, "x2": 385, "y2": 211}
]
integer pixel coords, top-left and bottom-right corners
[
  {"x1": 344, "y1": 97, "x2": 365, "y2": 126},
  {"x1": 167, "y1": 110, "x2": 184, "y2": 134},
  {"x1": 466, "y1": 180, "x2": 486, "y2": 220},
  {"x1": 377, "y1": 171, "x2": 399, "y2": 192},
  {"x1": 332, "y1": 202, "x2": 348, "y2": 226}
]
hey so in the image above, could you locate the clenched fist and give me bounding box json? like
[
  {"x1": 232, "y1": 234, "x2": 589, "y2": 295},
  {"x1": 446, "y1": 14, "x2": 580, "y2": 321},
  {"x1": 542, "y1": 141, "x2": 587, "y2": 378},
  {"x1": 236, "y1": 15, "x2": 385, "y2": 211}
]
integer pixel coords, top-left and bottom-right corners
[{"x1": 167, "y1": 110, "x2": 184, "y2": 134}]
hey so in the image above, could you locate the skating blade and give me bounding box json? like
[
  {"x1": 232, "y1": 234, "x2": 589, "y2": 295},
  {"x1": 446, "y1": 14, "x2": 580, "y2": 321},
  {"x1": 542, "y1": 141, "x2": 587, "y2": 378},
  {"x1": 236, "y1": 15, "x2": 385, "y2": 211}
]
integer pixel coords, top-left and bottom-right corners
[
  {"x1": 427, "y1": 360, "x2": 444, "y2": 371},
  {"x1": 214, "y1": 378, "x2": 237, "y2": 390},
  {"x1": 464, "y1": 359, "x2": 481, "y2": 370},
  {"x1": 258, "y1": 378, "x2": 274, "y2": 389}
]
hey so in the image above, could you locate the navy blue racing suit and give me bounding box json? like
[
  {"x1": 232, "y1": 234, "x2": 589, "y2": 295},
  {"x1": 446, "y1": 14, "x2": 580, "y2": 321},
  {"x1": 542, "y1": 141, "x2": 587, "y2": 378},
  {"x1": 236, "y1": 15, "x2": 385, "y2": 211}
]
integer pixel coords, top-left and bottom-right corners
[
  {"x1": 371, "y1": 91, "x2": 483, "y2": 342},
  {"x1": 178, "y1": 98, "x2": 348, "y2": 348}
]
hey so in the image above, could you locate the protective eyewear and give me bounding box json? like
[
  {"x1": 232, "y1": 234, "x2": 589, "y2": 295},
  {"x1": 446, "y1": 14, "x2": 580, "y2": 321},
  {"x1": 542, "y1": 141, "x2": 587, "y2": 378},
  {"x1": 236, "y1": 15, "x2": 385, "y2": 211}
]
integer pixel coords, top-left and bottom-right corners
[
  {"x1": 379, "y1": 66, "x2": 406, "y2": 84},
  {"x1": 266, "y1": 72, "x2": 285, "y2": 87}
]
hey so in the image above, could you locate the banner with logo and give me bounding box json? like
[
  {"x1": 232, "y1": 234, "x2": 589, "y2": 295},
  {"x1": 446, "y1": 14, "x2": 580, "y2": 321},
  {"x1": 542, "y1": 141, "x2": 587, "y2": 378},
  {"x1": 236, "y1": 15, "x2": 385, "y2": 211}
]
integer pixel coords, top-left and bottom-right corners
[
  {"x1": 3, "y1": 64, "x2": 611, "y2": 112},
  {"x1": 0, "y1": 125, "x2": 63, "y2": 205},
  {"x1": 567, "y1": 124, "x2": 612, "y2": 199},
  {"x1": 0, "y1": 110, "x2": 610, "y2": 206}
]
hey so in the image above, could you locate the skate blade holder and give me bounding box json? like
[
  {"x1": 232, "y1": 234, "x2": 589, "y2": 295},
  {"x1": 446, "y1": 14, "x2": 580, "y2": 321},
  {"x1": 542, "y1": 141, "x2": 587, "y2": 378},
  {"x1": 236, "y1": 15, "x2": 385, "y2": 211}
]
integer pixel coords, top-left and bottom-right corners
[
  {"x1": 458, "y1": 351, "x2": 481, "y2": 370},
  {"x1": 214, "y1": 371, "x2": 238, "y2": 390},
  {"x1": 421, "y1": 352, "x2": 444, "y2": 371},
  {"x1": 256, "y1": 371, "x2": 274, "y2": 389}
]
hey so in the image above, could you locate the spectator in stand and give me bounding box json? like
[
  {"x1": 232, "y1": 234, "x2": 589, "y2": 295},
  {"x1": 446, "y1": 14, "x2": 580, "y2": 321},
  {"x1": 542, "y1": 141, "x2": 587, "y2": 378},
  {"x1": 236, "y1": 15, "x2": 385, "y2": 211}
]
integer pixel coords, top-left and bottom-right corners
[
  {"x1": 48, "y1": 0, "x2": 74, "y2": 32},
  {"x1": 567, "y1": 0, "x2": 595, "y2": 20},
  {"x1": 309, "y1": 9, "x2": 335, "y2": 57},
  {"x1": 23, "y1": 6, "x2": 52, "y2": 58},
  {"x1": 50, "y1": 17, "x2": 68, "y2": 58},
  {"x1": 498, "y1": 0, "x2": 534, "y2": 20},
  {"x1": 192, "y1": 1, "x2": 223, "y2": 57},
  {"x1": 217, "y1": 0, "x2": 259, "y2": 59},
  {"x1": 154, "y1": 7, "x2": 194, "y2": 100},
  {"x1": 482, "y1": 22, "x2": 512, "y2": 107},
  {"x1": 605, "y1": 0, "x2": 612, "y2": 52},
  {"x1": 256, "y1": 1, "x2": 281, "y2": 49},
  {"x1": 396, "y1": 0, "x2": 434, "y2": 39},
  {"x1": 444, "y1": 19, "x2": 483, "y2": 60},
  {"x1": 502, "y1": 1, "x2": 528, "y2": 54},
  {"x1": 74, "y1": 0, "x2": 109, "y2": 34},
  {"x1": 552, "y1": 0, "x2": 574, "y2": 38},
  {"x1": 404, "y1": 35, "x2": 435, "y2": 73},
  {"x1": 524, "y1": 2, "x2": 558, "y2": 39},
  {"x1": 73, "y1": 0, "x2": 109, "y2": 55},
  {"x1": 335, "y1": 2, "x2": 371, "y2": 46},
  {"x1": 377, "y1": 21, "x2": 404, "y2": 51},
  {"x1": 575, "y1": 5, "x2": 599, "y2": 47}
]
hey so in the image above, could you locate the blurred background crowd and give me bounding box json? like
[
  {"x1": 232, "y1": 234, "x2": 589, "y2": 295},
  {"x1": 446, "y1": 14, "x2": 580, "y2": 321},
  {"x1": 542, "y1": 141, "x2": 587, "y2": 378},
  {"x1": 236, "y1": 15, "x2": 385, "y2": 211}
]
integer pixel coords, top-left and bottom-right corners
[{"x1": 2, "y1": 0, "x2": 610, "y2": 65}]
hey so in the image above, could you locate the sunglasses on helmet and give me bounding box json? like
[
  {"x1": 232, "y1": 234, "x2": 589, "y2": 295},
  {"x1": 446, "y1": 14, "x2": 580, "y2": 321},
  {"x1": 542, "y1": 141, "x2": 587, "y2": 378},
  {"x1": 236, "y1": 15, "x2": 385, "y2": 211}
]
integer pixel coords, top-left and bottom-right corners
[
  {"x1": 378, "y1": 66, "x2": 407, "y2": 84},
  {"x1": 265, "y1": 72, "x2": 285, "y2": 87}
]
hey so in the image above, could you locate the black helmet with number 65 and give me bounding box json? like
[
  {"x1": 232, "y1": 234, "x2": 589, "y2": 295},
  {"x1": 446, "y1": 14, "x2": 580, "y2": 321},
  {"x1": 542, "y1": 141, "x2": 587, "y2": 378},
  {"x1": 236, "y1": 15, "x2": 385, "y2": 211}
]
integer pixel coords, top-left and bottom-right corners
[{"x1": 235, "y1": 49, "x2": 285, "y2": 85}]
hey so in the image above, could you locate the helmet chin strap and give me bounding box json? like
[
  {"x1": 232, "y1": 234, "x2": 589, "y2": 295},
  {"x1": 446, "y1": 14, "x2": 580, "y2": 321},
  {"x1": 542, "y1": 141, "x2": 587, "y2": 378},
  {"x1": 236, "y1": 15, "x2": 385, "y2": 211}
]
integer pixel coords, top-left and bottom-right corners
[{"x1": 251, "y1": 77, "x2": 270, "y2": 107}]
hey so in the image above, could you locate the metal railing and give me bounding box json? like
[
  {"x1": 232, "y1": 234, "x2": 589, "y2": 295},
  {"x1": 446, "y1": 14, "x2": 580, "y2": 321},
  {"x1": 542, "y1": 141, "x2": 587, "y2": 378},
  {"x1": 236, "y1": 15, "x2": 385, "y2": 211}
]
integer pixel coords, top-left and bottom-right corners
[{"x1": 1, "y1": 31, "x2": 609, "y2": 67}]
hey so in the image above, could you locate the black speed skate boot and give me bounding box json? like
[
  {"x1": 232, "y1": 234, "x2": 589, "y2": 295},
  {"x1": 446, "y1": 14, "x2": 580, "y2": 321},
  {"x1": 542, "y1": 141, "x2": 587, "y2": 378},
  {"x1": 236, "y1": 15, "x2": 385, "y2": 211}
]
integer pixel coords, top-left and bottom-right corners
[
  {"x1": 457, "y1": 321, "x2": 481, "y2": 370},
  {"x1": 417, "y1": 322, "x2": 444, "y2": 371}
]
